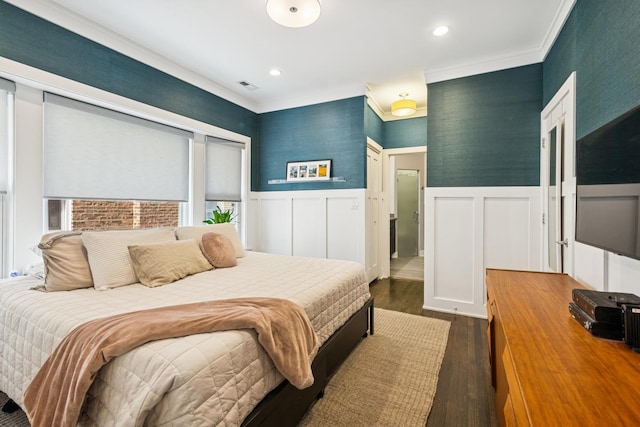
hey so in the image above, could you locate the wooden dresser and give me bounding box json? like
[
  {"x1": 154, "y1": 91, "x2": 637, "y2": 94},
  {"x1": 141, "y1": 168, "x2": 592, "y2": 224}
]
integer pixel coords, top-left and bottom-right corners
[{"x1": 486, "y1": 268, "x2": 640, "y2": 426}]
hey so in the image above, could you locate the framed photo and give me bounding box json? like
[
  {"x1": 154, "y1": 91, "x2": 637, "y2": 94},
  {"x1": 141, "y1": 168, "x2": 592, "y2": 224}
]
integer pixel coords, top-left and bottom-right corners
[{"x1": 286, "y1": 160, "x2": 331, "y2": 182}]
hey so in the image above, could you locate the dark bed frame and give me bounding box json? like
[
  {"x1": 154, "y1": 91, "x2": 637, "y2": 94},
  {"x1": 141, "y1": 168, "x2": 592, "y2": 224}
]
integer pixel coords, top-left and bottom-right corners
[
  {"x1": 242, "y1": 297, "x2": 374, "y2": 427},
  {"x1": 2, "y1": 298, "x2": 375, "y2": 426}
]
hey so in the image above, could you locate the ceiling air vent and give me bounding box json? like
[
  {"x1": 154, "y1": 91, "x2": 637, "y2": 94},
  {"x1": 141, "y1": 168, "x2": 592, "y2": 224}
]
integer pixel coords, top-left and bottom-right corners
[{"x1": 237, "y1": 80, "x2": 259, "y2": 91}]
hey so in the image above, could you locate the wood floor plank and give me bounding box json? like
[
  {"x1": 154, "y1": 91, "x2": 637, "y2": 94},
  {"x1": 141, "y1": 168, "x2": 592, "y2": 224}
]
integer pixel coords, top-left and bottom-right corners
[{"x1": 369, "y1": 278, "x2": 498, "y2": 427}]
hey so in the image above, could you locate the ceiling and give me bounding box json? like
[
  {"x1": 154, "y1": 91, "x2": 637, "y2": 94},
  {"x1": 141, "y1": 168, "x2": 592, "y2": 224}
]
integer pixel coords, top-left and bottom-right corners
[{"x1": 9, "y1": 0, "x2": 574, "y2": 117}]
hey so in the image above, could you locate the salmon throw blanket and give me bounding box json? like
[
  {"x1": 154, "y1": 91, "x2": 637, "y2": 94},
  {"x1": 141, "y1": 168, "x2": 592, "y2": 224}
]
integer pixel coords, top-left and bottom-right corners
[{"x1": 23, "y1": 297, "x2": 319, "y2": 427}]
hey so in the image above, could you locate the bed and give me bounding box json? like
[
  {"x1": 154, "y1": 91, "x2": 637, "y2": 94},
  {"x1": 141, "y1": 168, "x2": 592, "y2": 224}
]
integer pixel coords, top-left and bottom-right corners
[{"x1": 0, "y1": 225, "x2": 373, "y2": 426}]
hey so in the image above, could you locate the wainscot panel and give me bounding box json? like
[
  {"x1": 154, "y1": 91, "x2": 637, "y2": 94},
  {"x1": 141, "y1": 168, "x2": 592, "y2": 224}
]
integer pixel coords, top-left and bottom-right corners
[
  {"x1": 292, "y1": 198, "x2": 325, "y2": 258},
  {"x1": 258, "y1": 198, "x2": 291, "y2": 256},
  {"x1": 424, "y1": 186, "x2": 541, "y2": 318},
  {"x1": 247, "y1": 190, "x2": 365, "y2": 267}
]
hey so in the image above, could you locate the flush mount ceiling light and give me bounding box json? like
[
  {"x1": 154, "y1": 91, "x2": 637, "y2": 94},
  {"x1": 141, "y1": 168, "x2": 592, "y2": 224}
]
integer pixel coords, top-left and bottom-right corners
[
  {"x1": 433, "y1": 25, "x2": 449, "y2": 36},
  {"x1": 391, "y1": 92, "x2": 417, "y2": 117},
  {"x1": 266, "y1": 0, "x2": 321, "y2": 28}
]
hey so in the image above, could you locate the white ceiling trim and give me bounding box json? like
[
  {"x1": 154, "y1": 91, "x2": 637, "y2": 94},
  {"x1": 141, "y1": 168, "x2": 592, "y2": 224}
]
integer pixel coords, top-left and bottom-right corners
[
  {"x1": 6, "y1": 0, "x2": 576, "y2": 114},
  {"x1": 5, "y1": 0, "x2": 259, "y2": 112},
  {"x1": 0, "y1": 56, "x2": 249, "y2": 141},
  {"x1": 540, "y1": 0, "x2": 577, "y2": 61},
  {"x1": 424, "y1": 48, "x2": 542, "y2": 85},
  {"x1": 257, "y1": 82, "x2": 366, "y2": 114}
]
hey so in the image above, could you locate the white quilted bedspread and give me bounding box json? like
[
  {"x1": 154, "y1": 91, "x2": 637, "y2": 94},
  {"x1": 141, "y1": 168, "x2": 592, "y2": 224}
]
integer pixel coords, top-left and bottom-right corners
[{"x1": 0, "y1": 252, "x2": 370, "y2": 426}]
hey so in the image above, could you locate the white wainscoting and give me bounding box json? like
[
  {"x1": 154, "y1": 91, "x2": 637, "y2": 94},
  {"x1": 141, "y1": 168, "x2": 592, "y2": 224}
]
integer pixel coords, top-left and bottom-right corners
[
  {"x1": 425, "y1": 186, "x2": 541, "y2": 318},
  {"x1": 574, "y1": 241, "x2": 640, "y2": 296},
  {"x1": 247, "y1": 189, "x2": 366, "y2": 267}
]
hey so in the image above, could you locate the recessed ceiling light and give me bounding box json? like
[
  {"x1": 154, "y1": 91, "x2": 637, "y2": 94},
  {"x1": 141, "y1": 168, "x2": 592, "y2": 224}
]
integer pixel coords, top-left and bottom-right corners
[
  {"x1": 433, "y1": 26, "x2": 449, "y2": 37},
  {"x1": 270, "y1": 69, "x2": 282, "y2": 76}
]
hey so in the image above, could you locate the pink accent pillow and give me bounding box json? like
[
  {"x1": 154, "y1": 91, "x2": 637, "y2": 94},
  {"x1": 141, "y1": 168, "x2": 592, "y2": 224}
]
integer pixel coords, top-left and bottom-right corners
[{"x1": 200, "y1": 232, "x2": 238, "y2": 268}]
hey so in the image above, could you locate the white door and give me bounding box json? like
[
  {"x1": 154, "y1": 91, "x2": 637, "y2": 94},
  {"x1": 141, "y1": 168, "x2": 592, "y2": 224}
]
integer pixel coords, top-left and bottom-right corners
[
  {"x1": 541, "y1": 73, "x2": 576, "y2": 274},
  {"x1": 366, "y1": 141, "x2": 381, "y2": 282}
]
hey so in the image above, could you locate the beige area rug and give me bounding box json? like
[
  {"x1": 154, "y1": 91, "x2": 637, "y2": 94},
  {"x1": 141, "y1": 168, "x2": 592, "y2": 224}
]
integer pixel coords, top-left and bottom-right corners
[
  {"x1": 300, "y1": 308, "x2": 451, "y2": 427},
  {"x1": 0, "y1": 309, "x2": 450, "y2": 427}
]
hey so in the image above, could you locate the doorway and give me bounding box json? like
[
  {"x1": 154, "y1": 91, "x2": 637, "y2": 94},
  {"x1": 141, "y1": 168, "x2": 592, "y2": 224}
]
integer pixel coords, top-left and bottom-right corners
[
  {"x1": 366, "y1": 139, "x2": 382, "y2": 282},
  {"x1": 378, "y1": 147, "x2": 427, "y2": 280},
  {"x1": 388, "y1": 151, "x2": 425, "y2": 281},
  {"x1": 541, "y1": 72, "x2": 576, "y2": 275}
]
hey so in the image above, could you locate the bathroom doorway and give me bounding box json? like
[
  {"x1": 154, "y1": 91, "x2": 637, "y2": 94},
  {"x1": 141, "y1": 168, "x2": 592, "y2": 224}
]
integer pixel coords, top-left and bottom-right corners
[{"x1": 387, "y1": 151, "x2": 425, "y2": 281}]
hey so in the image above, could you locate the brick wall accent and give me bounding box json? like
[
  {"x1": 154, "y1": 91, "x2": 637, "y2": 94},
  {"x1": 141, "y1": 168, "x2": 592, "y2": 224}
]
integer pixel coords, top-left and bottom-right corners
[{"x1": 71, "y1": 200, "x2": 179, "y2": 231}]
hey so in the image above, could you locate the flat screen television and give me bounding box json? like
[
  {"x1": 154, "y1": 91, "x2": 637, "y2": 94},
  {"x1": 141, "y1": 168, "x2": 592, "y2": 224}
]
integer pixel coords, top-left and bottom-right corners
[{"x1": 576, "y1": 104, "x2": 640, "y2": 260}]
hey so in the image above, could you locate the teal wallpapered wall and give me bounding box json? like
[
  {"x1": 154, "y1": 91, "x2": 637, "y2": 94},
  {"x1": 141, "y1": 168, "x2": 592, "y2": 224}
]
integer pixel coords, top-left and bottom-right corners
[
  {"x1": 426, "y1": 64, "x2": 543, "y2": 187},
  {"x1": 364, "y1": 103, "x2": 384, "y2": 145},
  {"x1": 576, "y1": 0, "x2": 640, "y2": 139},
  {"x1": 544, "y1": 0, "x2": 640, "y2": 139},
  {"x1": 542, "y1": 6, "x2": 577, "y2": 107},
  {"x1": 257, "y1": 97, "x2": 366, "y2": 191},
  {"x1": 384, "y1": 116, "x2": 427, "y2": 149}
]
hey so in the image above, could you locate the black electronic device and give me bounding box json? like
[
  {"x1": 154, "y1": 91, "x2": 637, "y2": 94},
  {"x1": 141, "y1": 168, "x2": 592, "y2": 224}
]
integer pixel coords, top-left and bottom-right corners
[
  {"x1": 623, "y1": 304, "x2": 640, "y2": 352},
  {"x1": 575, "y1": 102, "x2": 640, "y2": 261},
  {"x1": 571, "y1": 289, "x2": 640, "y2": 325},
  {"x1": 569, "y1": 302, "x2": 624, "y2": 340}
]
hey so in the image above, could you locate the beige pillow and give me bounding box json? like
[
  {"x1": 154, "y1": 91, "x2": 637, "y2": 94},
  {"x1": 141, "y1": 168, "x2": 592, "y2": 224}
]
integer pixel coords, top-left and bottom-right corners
[
  {"x1": 175, "y1": 223, "x2": 244, "y2": 257},
  {"x1": 38, "y1": 231, "x2": 93, "y2": 291},
  {"x1": 82, "y1": 228, "x2": 177, "y2": 290},
  {"x1": 200, "y1": 232, "x2": 238, "y2": 268},
  {"x1": 128, "y1": 239, "x2": 213, "y2": 287}
]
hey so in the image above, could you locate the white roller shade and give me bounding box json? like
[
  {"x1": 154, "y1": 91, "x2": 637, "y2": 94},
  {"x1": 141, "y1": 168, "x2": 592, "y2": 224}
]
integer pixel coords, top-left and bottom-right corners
[
  {"x1": 205, "y1": 136, "x2": 244, "y2": 202},
  {"x1": 43, "y1": 93, "x2": 192, "y2": 201},
  {"x1": 0, "y1": 78, "x2": 16, "y2": 193}
]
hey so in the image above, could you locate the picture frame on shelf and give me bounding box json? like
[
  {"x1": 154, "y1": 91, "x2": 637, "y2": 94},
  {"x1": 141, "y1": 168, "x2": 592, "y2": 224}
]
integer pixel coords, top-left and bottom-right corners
[{"x1": 286, "y1": 160, "x2": 331, "y2": 182}]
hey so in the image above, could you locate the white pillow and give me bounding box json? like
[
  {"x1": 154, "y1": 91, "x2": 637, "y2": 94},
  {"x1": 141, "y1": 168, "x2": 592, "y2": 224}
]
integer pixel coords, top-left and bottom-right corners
[
  {"x1": 82, "y1": 228, "x2": 177, "y2": 290},
  {"x1": 175, "y1": 223, "x2": 245, "y2": 257}
]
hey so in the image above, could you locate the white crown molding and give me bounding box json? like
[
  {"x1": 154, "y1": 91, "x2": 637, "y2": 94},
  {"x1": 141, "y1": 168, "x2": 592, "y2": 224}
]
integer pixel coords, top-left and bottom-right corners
[
  {"x1": 0, "y1": 55, "x2": 248, "y2": 142},
  {"x1": 258, "y1": 83, "x2": 366, "y2": 113},
  {"x1": 6, "y1": 0, "x2": 578, "y2": 114},
  {"x1": 540, "y1": 0, "x2": 577, "y2": 61},
  {"x1": 365, "y1": 86, "x2": 385, "y2": 117},
  {"x1": 424, "y1": 48, "x2": 542, "y2": 85},
  {"x1": 4, "y1": 0, "x2": 259, "y2": 112}
]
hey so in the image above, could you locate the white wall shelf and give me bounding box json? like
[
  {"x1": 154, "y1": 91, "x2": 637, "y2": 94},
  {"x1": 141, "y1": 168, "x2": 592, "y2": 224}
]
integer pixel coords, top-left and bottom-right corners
[{"x1": 267, "y1": 177, "x2": 346, "y2": 184}]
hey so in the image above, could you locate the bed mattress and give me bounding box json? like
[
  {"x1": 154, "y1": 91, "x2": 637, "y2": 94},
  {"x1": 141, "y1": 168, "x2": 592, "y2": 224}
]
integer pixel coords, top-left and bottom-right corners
[{"x1": 0, "y1": 251, "x2": 370, "y2": 426}]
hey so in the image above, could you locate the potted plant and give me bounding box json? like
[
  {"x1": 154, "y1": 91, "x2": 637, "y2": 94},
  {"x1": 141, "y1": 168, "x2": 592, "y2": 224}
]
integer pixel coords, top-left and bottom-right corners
[{"x1": 203, "y1": 206, "x2": 236, "y2": 224}]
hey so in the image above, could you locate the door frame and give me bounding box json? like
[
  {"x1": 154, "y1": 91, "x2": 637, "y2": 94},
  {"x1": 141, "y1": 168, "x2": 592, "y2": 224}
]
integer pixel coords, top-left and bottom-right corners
[
  {"x1": 379, "y1": 146, "x2": 427, "y2": 278},
  {"x1": 366, "y1": 138, "x2": 382, "y2": 282},
  {"x1": 540, "y1": 72, "x2": 576, "y2": 276}
]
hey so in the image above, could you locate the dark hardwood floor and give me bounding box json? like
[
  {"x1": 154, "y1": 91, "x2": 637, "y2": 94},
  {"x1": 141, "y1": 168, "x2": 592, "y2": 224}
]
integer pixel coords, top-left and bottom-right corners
[{"x1": 369, "y1": 278, "x2": 498, "y2": 427}]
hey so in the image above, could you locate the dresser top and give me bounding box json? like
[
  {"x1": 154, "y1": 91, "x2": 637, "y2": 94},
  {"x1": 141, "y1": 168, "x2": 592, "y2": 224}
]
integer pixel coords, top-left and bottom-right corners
[{"x1": 486, "y1": 268, "x2": 640, "y2": 426}]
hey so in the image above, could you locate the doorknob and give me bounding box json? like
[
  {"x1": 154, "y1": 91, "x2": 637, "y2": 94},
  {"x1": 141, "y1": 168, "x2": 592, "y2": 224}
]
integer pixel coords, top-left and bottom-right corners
[{"x1": 555, "y1": 238, "x2": 568, "y2": 247}]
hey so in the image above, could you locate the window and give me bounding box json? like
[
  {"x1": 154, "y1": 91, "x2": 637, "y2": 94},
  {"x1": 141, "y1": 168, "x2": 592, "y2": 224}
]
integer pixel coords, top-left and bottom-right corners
[
  {"x1": 205, "y1": 137, "x2": 246, "y2": 234},
  {"x1": 0, "y1": 78, "x2": 15, "y2": 278},
  {"x1": 43, "y1": 93, "x2": 192, "y2": 231},
  {"x1": 46, "y1": 199, "x2": 180, "y2": 232},
  {"x1": 0, "y1": 78, "x2": 15, "y2": 195}
]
